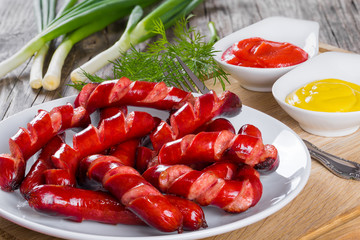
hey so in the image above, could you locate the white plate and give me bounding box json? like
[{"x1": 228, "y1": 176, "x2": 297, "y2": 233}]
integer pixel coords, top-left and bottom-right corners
[{"x1": 0, "y1": 96, "x2": 311, "y2": 240}]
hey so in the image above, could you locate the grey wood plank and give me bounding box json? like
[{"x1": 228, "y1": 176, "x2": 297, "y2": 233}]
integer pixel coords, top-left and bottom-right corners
[{"x1": 1, "y1": 0, "x2": 360, "y2": 120}]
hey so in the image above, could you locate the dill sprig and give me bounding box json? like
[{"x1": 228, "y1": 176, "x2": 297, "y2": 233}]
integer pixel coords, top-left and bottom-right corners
[
  {"x1": 69, "y1": 71, "x2": 106, "y2": 90},
  {"x1": 76, "y1": 17, "x2": 229, "y2": 91}
]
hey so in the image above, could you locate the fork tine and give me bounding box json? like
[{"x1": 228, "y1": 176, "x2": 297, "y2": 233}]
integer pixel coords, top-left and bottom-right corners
[
  {"x1": 180, "y1": 77, "x2": 197, "y2": 92},
  {"x1": 174, "y1": 67, "x2": 198, "y2": 93},
  {"x1": 161, "y1": 61, "x2": 188, "y2": 91},
  {"x1": 167, "y1": 60, "x2": 197, "y2": 92},
  {"x1": 175, "y1": 55, "x2": 210, "y2": 94},
  {"x1": 178, "y1": 77, "x2": 193, "y2": 92}
]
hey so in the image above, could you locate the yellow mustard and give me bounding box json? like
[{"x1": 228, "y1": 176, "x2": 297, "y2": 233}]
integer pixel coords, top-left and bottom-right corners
[{"x1": 285, "y1": 78, "x2": 360, "y2": 112}]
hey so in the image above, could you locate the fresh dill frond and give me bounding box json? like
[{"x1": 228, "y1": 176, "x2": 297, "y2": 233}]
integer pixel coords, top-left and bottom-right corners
[
  {"x1": 68, "y1": 70, "x2": 108, "y2": 90},
  {"x1": 82, "y1": 17, "x2": 229, "y2": 91},
  {"x1": 68, "y1": 82, "x2": 86, "y2": 91},
  {"x1": 83, "y1": 71, "x2": 109, "y2": 83}
]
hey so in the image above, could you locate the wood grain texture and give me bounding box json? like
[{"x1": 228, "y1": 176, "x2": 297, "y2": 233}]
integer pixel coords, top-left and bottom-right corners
[
  {"x1": 0, "y1": 0, "x2": 360, "y2": 240},
  {"x1": 299, "y1": 205, "x2": 360, "y2": 240},
  {"x1": 201, "y1": 76, "x2": 360, "y2": 240},
  {"x1": 1, "y1": 0, "x2": 360, "y2": 119}
]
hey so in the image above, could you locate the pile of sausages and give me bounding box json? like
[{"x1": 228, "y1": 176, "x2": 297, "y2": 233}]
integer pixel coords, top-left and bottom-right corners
[{"x1": 0, "y1": 77, "x2": 279, "y2": 233}]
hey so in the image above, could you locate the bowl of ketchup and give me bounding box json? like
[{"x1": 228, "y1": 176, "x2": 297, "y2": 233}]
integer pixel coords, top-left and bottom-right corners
[{"x1": 213, "y1": 16, "x2": 319, "y2": 92}]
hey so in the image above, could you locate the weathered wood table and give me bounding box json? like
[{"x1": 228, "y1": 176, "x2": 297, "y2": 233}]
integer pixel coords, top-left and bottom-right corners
[{"x1": 0, "y1": 0, "x2": 359, "y2": 239}]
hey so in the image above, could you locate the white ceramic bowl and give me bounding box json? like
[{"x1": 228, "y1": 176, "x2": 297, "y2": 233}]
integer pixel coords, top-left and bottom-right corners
[
  {"x1": 213, "y1": 16, "x2": 319, "y2": 92},
  {"x1": 272, "y1": 51, "x2": 360, "y2": 137}
]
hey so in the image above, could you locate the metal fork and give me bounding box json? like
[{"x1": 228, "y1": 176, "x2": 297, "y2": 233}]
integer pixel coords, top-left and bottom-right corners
[
  {"x1": 174, "y1": 55, "x2": 360, "y2": 181},
  {"x1": 163, "y1": 55, "x2": 210, "y2": 94},
  {"x1": 303, "y1": 140, "x2": 360, "y2": 180}
]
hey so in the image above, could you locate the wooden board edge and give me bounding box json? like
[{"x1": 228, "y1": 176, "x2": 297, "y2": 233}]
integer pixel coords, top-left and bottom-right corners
[
  {"x1": 298, "y1": 205, "x2": 360, "y2": 240},
  {"x1": 319, "y1": 42, "x2": 352, "y2": 53}
]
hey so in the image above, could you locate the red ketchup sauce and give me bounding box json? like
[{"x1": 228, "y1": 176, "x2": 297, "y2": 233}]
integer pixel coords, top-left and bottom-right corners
[{"x1": 221, "y1": 37, "x2": 308, "y2": 68}]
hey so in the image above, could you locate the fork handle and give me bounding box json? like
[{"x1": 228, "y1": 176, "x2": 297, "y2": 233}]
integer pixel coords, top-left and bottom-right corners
[{"x1": 303, "y1": 139, "x2": 360, "y2": 180}]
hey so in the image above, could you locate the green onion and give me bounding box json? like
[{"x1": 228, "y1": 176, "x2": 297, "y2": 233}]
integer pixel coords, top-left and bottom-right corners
[
  {"x1": 208, "y1": 21, "x2": 220, "y2": 43},
  {"x1": 42, "y1": 5, "x2": 133, "y2": 90},
  {"x1": 29, "y1": 0, "x2": 56, "y2": 89},
  {"x1": 56, "y1": 0, "x2": 78, "y2": 18},
  {"x1": 30, "y1": 0, "x2": 78, "y2": 89},
  {"x1": 70, "y1": 0, "x2": 204, "y2": 83},
  {"x1": 0, "y1": 0, "x2": 159, "y2": 80}
]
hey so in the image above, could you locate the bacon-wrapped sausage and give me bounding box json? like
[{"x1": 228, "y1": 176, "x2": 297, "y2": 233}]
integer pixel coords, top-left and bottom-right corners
[
  {"x1": 78, "y1": 154, "x2": 183, "y2": 233},
  {"x1": 28, "y1": 185, "x2": 144, "y2": 225},
  {"x1": 74, "y1": 77, "x2": 194, "y2": 113},
  {"x1": 143, "y1": 164, "x2": 262, "y2": 213},
  {"x1": 0, "y1": 104, "x2": 90, "y2": 191}
]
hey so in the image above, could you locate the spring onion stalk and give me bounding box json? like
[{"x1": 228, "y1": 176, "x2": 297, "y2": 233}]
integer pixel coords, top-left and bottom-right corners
[
  {"x1": 42, "y1": 8, "x2": 131, "y2": 90},
  {"x1": 29, "y1": 44, "x2": 50, "y2": 88},
  {"x1": 30, "y1": 0, "x2": 78, "y2": 89},
  {"x1": 70, "y1": 0, "x2": 204, "y2": 83},
  {"x1": 208, "y1": 21, "x2": 220, "y2": 43},
  {"x1": 0, "y1": 0, "x2": 158, "y2": 80},
  {"x1": 56, "y1": 0, "x2": 78, "y2": 18},
  {"x1": 29, "y1": 0, "x2": 55, "y2": 89}
]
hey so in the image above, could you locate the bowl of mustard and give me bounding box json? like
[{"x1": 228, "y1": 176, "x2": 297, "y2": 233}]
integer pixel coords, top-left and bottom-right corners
[{"x1": 272, "y1": 51, "x2": 360, "y2": 137}]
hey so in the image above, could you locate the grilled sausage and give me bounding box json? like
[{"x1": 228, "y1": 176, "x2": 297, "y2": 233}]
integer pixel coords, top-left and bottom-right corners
[
  {"x1": 28, "y1": 185, "x2": 144, "y2": 225},
  {"x1": 143, "y1": 164, "x2": 262, "y2": 213},
  {"x1": 0, "y1": 104, "x2": 89, "y2": 191},
  {"x1": 78, "y1": 155, "x2": 183, "y2": 233},
  {"x1": 74, "y1": 77, "x2": 194, "y2": 113}
]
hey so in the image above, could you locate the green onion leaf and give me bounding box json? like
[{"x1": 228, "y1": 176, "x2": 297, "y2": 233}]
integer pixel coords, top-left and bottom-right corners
[
  {"x1": 0, "y1": 0, "x2": 159, "y2": 80},
  {"x1": 42, "y1": 5, "x2": 131, "y2": 90},
  {"x1": 70, "y1": 0, "x2": 202, "y2": 82}
]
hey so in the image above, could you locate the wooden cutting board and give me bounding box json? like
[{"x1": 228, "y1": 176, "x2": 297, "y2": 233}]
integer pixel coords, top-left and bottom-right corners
[
  {"x1": 295, "y1": 42, "x2": 360, "y2": 240},
  {"x1": 200, "y1": 42, "x2": 360, "y2": 240}
]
